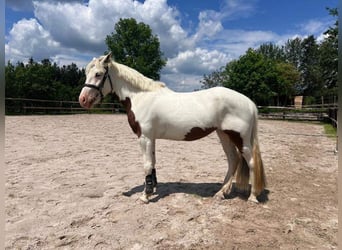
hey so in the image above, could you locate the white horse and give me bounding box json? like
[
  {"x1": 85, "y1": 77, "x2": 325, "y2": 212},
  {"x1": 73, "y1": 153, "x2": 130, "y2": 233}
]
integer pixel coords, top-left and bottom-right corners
[{"x1": 79, "y1": 52, "x2": 267, "y2": 203}]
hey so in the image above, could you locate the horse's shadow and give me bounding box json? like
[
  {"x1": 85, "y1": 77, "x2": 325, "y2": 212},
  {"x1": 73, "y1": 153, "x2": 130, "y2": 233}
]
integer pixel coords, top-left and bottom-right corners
[{"x1": 122, "y1": 182, "x2": 269, "y2": 202}]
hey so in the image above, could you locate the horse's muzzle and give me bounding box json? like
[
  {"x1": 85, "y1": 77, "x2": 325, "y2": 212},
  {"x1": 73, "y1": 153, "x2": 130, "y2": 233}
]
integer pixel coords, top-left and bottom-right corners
[
  {"x1": 79, "y1": 94, "x2": 89, "y2": 109},
  {"x1": 79, "y1": 91, "x2": 97, "y2": 109}
]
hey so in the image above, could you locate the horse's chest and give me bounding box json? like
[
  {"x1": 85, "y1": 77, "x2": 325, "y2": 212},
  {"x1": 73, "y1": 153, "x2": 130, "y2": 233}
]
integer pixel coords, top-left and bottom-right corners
[{"x1": 121, "y1": 97, "x2": 142, "y2": 137}]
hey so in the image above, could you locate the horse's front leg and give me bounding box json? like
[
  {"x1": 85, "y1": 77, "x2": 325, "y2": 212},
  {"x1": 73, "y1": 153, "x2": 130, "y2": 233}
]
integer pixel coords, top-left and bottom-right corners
[{"x1": 139, "y1": 135, "x2": 156, "y2": 203}]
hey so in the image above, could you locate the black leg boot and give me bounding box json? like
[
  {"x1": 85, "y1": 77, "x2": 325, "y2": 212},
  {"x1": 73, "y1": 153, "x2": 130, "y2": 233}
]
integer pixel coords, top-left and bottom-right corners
[
  {"x1": 151, "y1": 168, "x2": 157, "y2": 188},
  {"x1": 145, "y1": 174, "x2": 154, "y2": 195}
]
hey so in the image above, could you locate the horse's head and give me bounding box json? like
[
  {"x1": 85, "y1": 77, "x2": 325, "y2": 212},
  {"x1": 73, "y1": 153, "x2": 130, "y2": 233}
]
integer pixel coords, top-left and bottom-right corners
[{"x1": 79, "y1": 52, "x2": 114, "y2": 109}]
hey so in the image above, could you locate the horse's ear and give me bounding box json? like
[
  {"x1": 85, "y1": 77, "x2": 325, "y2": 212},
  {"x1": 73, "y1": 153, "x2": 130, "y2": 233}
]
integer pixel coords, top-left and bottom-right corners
[{"x1": 102, "y1": 52, "x2": 112, "y2": 65}]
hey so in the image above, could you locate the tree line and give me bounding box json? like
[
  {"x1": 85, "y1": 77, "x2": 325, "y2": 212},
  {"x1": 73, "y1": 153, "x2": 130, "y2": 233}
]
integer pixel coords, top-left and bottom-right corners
[
  {"x1": 201, "y1": 8, "x2": 338, "y2": 106},
  {"x1": 5, "y1": 58, "x2": 85, "y2": 101}
]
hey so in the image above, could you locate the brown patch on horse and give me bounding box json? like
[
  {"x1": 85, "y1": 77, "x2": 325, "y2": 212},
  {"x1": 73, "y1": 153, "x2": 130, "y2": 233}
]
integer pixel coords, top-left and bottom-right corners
[
  {"x1": 120, "y1": 97, "x2": 141, "y2": 138},
  {"x1": 184, "y1": 127, "x2": 216, "y2": 141},
  {"x1": 224, "y1": 130, "x2": 243, "y2": 152}
]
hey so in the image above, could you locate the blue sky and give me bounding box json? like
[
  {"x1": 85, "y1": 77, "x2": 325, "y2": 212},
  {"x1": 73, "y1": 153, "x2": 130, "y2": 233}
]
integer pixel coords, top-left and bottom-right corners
[{"x1": 5, "y1": 0, "x2": 337, "y2": 91}]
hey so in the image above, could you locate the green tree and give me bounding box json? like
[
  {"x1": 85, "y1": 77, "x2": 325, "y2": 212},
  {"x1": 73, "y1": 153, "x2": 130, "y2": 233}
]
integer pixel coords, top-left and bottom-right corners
[
  {"x1": 5, "y1": 61, "x2": 16, "y2": 97},
  {"x1": 300, "y1": 35, "x2": 323, "y2": 97},
  {"x1": 24, "y1": 58, "x2": 55, "y2": 99},
  {"x1": 5, "y1": 59, "x2": 85, "y2": 101},
  {"x1": 319, "y1": 8, "x2": 338, "y2": 93},
  {"x1": 273, "y1": 62, "x2": 300, "y2": 105},
  {"x1": 222, "y1": 49, "x2": 276, "y2": 105},
  {"x1": 201, "y1": 48, "x2": 299, "y2": 106},
  {"x1": 200, "y1": 67, "x2": 226, "y2": 89},
  {"x1": 256, "y1": 43, "x2": 285, "y2": 62},
  {"x1": 284, "y1": 38, "x2": 303, "y2": 69},
  {"x1": 105, "y1": 18, "x2": 167, "y2": 80}
]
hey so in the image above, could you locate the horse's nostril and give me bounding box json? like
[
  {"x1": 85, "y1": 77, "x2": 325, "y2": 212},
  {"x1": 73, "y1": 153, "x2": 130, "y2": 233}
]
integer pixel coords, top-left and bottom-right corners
[{"x1": 79, "y1": 95, "x2": 86, "y2": 105}]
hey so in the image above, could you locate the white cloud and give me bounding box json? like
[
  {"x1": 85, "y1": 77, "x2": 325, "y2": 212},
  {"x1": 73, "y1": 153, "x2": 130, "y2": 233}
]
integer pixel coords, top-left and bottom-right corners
[
  {"x1": 192, "y1": 12, "x2": 223, "y2": 43},
  {"x1": 50, "y1": 54, "x2": 91, "y2": 68},
  {"x1": 161, "y1": 48, "x2": 231, "y2": 91},
  {"x1": 161, "y1": 73, "x2": 203, "y2": 92},
  {"x1": 30, "y1": 0, "x2": 190, "y2": 57},
  {"x1": 165, "y1": 48, "x2": 230, "y2": 75},
  {"x1": 33, "y1": 1, "x2": 103, "y2": 52},
  {"x1": 298, "y1": 17, "x2": 335, "y2": 42},
  {"x1": 5, "y1": 18, "x2": 61, "y2": 62},
  {"x1": 300, "y1": 19, "x2": 328, "y2": 35},
  {"x1": 6, "y1": 0, "x2": 187, "y2": 60},
  {"x1": 302, "y1": 20, "x2": 325, "y2": 34}
]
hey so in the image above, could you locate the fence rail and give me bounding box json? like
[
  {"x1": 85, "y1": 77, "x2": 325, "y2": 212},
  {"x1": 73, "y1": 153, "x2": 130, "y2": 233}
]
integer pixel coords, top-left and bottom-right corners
[
  {"x1": 258, "y1": 105, "x2": 338, "y2": 128},
  {"x1": 5, "y1": 98, "x2": 125, "y2": 115},
  {"x1": 5, "y1": 98, "x2": 338, "y2": 127}
]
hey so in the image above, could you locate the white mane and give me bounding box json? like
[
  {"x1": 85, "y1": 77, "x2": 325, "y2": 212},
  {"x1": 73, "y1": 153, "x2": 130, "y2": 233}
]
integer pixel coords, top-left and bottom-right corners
[
  {"x1": 86, "y1": 56, "x2": 166, "y2": 92},
  {"x1": 110, "y1": 60, "x2": 166, "y2": 92}
]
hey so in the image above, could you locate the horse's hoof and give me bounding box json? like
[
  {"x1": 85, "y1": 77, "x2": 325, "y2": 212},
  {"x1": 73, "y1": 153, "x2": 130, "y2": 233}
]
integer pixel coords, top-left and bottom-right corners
[
  {"x1": 247, "y1": 195, "x2": 259, "y2": 203},
  {"x1": 214, "y1": 192, "x2": 225, "y2": 200},
  {"x1": 139, "y1": 193, "x2": 150, "y2": 204}
]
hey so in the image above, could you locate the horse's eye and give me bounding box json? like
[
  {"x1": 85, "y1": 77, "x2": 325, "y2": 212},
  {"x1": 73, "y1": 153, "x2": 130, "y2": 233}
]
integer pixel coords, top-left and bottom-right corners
[{"x1": 95, "y1": 72, "x2": 101, "y2": 78}]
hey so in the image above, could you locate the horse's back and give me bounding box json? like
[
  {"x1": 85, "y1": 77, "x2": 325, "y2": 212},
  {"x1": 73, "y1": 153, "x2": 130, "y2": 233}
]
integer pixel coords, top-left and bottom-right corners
[{"x1": 166, "y1": 87, "x2": 256, "y2": 122}]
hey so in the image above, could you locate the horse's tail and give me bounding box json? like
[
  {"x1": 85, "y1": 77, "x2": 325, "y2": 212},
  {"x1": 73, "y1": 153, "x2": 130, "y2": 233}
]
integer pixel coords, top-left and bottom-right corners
[
  {"x1": 251, "y1": 107, "x2": 266, "y2": 195},
  {"x1": 235, "y1": 106, "x2": 266, "y2": 195},
  {"x1": 235, "y1": 156, "x2": 250, "y2": 192}
]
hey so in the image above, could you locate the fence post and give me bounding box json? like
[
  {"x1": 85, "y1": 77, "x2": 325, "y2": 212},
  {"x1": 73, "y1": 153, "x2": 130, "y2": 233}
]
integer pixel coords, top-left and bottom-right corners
[{"x1": 22, "y1": 100, "x2": 26, "y2": 115}]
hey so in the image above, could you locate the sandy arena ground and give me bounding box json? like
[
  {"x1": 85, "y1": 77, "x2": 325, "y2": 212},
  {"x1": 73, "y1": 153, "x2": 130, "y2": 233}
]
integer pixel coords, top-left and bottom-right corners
[{"x1": 5, "y1": 114, "x2": 338, "y2": 249}]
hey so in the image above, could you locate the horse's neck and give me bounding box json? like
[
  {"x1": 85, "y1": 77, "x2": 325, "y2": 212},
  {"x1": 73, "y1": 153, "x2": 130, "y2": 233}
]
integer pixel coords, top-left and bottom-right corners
[
  {"x1": 109, "y1": 66, "x2": 140, "y2": 102},
  {"x1": 109, "y1": 62, "x2": 170, "y2": 101},
  {"x1": 114, "y1": 79, "x2": 139, "y2": 101}
]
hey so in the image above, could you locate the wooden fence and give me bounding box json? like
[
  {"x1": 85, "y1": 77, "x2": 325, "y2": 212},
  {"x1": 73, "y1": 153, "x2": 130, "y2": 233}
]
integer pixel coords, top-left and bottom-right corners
[
  {"x1": 5, "y1": 98, "x2": 338, "y2": 128},
  {"x1": 5, "y1": 98, "x2": 125, "y2": 115},
  {"x1": 258, "y1": 104, "x2": 338, "y2": 128}
]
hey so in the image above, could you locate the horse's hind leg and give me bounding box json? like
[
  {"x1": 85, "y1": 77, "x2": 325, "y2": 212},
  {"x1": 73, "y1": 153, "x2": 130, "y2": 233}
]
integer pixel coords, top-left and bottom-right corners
[
  {"x1": 214, "y1": 130, "x2": 240, "y2": 199},
  {"x1": 241, "y1": 146, "x2": 258, "y2": 202},
  {"x1": 242, "y1": 142, "x2": 266, "y2": 203}
]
